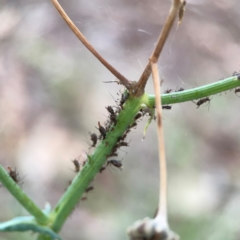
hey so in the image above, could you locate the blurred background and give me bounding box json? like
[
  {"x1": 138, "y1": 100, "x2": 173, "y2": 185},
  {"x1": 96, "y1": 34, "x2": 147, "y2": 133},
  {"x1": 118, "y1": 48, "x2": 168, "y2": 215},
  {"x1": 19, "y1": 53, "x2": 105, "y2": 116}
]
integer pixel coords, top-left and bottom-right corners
[{"x1": 0, "y1": 0, "x2": 240, "y2": 239}]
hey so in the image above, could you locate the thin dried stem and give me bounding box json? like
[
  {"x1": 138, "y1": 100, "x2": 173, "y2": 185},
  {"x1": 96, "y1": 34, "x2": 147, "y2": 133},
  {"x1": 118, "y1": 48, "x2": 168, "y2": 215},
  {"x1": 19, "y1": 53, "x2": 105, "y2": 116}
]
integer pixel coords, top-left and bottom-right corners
[
  {"x1": 51, "y1": 0, "x2": 131, "y2": 89},
  {"x1": 151, "y1": 62, "x2": 167, "y2": 219},
  {"x1": 133, "y1": 0, "x2": 183, "y2": 97}
]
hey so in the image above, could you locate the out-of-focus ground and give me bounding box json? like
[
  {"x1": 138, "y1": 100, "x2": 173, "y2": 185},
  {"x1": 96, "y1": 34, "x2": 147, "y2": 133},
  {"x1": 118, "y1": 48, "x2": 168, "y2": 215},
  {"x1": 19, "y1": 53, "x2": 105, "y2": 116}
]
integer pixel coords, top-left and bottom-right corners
[{"x1": 0, "y1": 0, "x2": 240, "y2": 239}]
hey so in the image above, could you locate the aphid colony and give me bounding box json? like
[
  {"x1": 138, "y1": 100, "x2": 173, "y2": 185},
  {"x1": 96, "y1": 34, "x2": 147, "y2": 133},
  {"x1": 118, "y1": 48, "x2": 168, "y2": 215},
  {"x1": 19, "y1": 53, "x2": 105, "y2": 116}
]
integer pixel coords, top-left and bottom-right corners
[
  {"x1": 163, "y1": 71, "x2": 240, "y2": 109},
  {"x1": 68, "y1": 74, "x2": 240, "y2": 198},
  {"x1": 164, "y1": 87, "x2": 212, "y2": 109},
  {"x1": 162, "y1": 86, "x2": 186, "y2": 109},
  {"x1": 95, "y1": 90, "x2": 135, "y2": 168},
  {"x1": 163, "y1": 86, "x2": 211, "y2": 109},
  {"x1": 68, "y1": 90, "x2": 136, "y2": 199}
]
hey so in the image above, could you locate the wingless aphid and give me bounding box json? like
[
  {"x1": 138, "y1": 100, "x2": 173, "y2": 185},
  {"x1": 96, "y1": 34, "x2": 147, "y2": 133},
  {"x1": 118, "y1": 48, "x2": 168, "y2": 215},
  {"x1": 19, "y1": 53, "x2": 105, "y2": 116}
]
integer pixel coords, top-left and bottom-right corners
[
  {"x1": 164, "y1": 88, "x2": 172, "y2": 94},
  {"x1": 117, "y1": 141, "x2": 129, "y2": 148},
  {"x1": 235, "y1": 88, "x2": 240, "y2": 94},
  {"x1": 134, "y1": 113, "x2": 142, "y2": 121},
  {"x1": 106, "y1": 106, "x2": 115, "y2": 115},
  {"x1": 72, "y1": 159, "x2": 80, "y2": 173},
  {"x1": 89, "y1": 132, "x2": 98, "y2": 147},
  {"x1": 107, "y1": 160, "x2": 123, "y2": 170},
  {"x1": 162, "y1": 106, "x2": 172, "y2": 110},
  {"x1": 196, "y1": 97, "x2": 211, "y2": 108},
  {"x1": 7, "y1": 167, "x2": 19, "y2": 183},
  {"x1": 120, "y1": 91, "x2": 129, "y2": 108},
  {"x1": 176, "y1": 87, "x2": 184, "y2": 92},
  {"x1": 97, "y1": 121, "x2": 106, "y2": 139},
  {"x1": 85, "y1": 186, "x2": 94, "y2": 193}
]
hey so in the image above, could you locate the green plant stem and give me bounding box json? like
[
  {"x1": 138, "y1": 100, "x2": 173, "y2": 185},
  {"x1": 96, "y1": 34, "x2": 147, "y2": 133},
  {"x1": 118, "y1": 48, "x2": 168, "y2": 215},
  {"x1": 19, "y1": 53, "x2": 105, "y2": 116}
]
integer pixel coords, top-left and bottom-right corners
[
  {"x1": 0, "y1": 165, "x2": 49, "y2": 225},
  {"x1": 37, "y1": 93, "x2": 147, "y2": 240},
  {"x1": 146, "y1": 75, "x2": 240, "y2": 106}
]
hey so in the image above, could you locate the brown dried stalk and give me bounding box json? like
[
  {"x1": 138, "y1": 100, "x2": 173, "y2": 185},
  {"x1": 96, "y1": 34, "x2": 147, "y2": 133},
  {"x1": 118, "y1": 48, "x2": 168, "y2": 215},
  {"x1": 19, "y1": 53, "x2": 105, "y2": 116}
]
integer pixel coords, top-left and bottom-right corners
[
  {"x1": 128, "y1": 1, "x2": 185, "y2": 239},
  {"x1": 151, "y1": 62, "x2": 167, "y2": 219},
  {"x1": 150, "y1": 0, "x2": 185, "y2": 231},
  {"x1": 51, "y1": 0, "x2": 132, "y2": 90},
  {"x1": 132, "y1": 0, "x2": 183, "y2": 97}
]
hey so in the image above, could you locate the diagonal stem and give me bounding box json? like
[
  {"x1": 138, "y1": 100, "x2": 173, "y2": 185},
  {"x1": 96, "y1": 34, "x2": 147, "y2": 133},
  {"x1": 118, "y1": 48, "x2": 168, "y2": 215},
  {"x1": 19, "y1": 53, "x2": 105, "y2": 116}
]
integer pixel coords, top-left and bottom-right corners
[
  {"x1": 41, "y1": 95, "x2": 145, "y2": 235},
  {"x1": 133, "y1": 0, "x2": 183, "y2": 97},
  {"x1": 0, "y1": 165, "x2": 49, "y2": 224},
  {"x1": 51, "y1": 0, "x2": 131, "y2": 89}
]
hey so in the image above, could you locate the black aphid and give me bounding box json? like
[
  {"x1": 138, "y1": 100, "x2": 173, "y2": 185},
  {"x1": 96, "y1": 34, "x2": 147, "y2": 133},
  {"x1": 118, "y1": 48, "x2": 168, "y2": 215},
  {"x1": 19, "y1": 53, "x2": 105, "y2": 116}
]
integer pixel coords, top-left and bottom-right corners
[
  {"x1": 134, "y1": 113, "x2": 142, "y2": 121},
  {"x1": 90, "y1": 132, "x2": 98, "y2": 147},
  {"x1": 107, "y1": 160, "x2": 123, "y2": 169},
  {"x1": 100, "y1": 166, "x2": 106, "y2": 173},
  {"x1": 235, "y1": 88, "x2": 240, "y2": 94},
  {"x1": 121, "y1": 132, "x2": 128, "y2": 141},
  {"x1": 106, "y1": 106, "x2": 115, "y2": 115},
  {"x1": 129, "y1": 122, "x2": 137, "y2": 129},
  {"x1": 164, "y1": 89, "x2": 172, "y2": 94},
  {"x1": 196, "y1": 97, "x2": 211, "y2": 108},
  {"x1": 120, "y1": 91, "x2": 129, "y2": 108},
  {"x1": 162, "y1": 106, "x2": 172, "y2": 110},
  {"x1": 107, "y1": 152, "x2": 118, "y2": 158},
  {"x1": 176, "y1": 87, "x2": 184, "y2": 92},
  {"x1": 97, "y1": 121, "x2": 106, "y2": 139},
  {"x1": 72, "y1": 159, "x2": 80, "y2": 173},
  {"x1": 7, "y1": 167, "x2": 19, "y2": 183},
  {"x1": 85, "y1": 186, "x2": 94, "y2": 193},
  {"x1": 110, "y1": 114, "x2": 117, "y2": 125}
]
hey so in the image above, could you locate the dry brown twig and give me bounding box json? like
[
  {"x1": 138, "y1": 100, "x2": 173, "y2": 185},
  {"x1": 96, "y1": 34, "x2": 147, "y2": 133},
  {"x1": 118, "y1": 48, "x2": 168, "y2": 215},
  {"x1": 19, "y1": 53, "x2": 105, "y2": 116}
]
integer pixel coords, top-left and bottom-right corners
[
  {"x1": 151, "y1": 62, "x2": 167, "y2": 219},
  {"x1": 51, "y1": 0, "x2": 132, "y2": 90},
  {"x1": 132, "y1": 0, "x2": 185, "y2": 97},
  {"x1": 127, "y1": 0, "x2": 185, "y2": 239}
]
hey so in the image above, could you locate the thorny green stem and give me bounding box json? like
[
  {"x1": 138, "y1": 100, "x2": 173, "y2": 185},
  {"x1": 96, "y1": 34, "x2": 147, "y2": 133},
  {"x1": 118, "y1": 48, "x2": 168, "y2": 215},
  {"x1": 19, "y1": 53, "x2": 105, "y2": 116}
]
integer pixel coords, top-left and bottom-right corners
[
  {"x1": 145, "y1": 75, "x2": 240, "y2": 106},
  {"x1": 37, "y1": 94, "x2": 147, "y2": 240},
  {"x1": 0, "y1": 165, "x2": 49, "y2": 225}
]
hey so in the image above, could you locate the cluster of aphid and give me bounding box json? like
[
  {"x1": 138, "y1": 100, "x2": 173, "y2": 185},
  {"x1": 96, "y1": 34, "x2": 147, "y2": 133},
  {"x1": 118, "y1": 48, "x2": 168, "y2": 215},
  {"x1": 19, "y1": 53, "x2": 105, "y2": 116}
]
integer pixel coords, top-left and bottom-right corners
[
  {"x1": 68, "y1": 158, "x2": 95, "y2": 200},
  {"x1": 99, "y1": 113, "x2": 142, "y2": 173},
  {"x1": 163, "y1": 84, "x2": 240, "y2": 109},
  {"x1": 164, "y1": 87, "x2": 185, "y2": 94},
  {"x1": 164, "y1": 86, "x2": 211, "y2": 109},
  {"x1": 94, "y1": 91, "x2": 130, "y2": 141},
  {"x1": 68, "y1": 90, "x2": 137, "y2": 200},
  {"x1": 162, "y1": 87, "x2": 185, "y2": 110},
  {"x1": 195, "y1": 70, "x2": 240, "y2": 107},
  {"x1": 97, "y1": 90, "x2": 140, "y2": 173},
  {"x1": 68, "y1": 73, "x2": 240, "y2": 198},
  {"x1": 69, "y1": 90, "x2": 147, "y2": 192}
]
